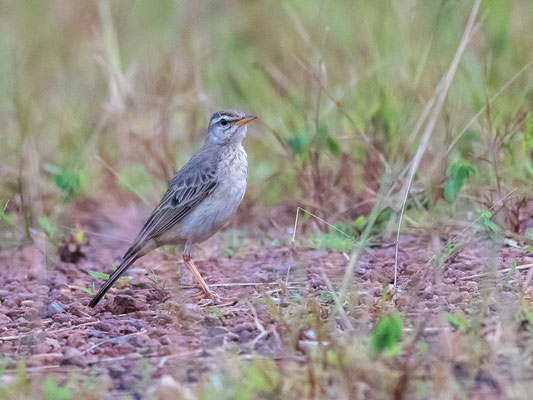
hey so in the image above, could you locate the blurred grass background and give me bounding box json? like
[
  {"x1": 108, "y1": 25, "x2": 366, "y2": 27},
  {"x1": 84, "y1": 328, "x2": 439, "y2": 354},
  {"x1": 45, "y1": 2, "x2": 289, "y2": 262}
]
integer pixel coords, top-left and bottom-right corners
[
  {"x1": 2, "y1": 1, "x2": 533, "y2": 399},
  {"x1": 1, "y1": 0, "x2": 532, "y2": 236}
]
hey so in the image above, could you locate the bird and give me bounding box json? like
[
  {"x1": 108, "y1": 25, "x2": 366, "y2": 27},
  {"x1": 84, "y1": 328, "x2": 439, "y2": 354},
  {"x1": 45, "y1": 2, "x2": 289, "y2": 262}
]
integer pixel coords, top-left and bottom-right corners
[{"x1": 88, "y1": 109, "x2": 257, "y2": 308}]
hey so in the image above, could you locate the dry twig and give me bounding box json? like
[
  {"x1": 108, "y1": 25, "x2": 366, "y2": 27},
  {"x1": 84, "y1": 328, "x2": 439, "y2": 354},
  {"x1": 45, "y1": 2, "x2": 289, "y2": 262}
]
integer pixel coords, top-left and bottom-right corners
[{"x1": 394, "y1": 0, "x2": 481, "y2": 286}]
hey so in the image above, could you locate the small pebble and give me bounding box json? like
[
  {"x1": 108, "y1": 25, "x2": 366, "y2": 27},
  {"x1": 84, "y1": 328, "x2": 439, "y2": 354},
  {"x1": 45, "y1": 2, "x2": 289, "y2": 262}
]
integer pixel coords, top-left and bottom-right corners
[{"x1": 44, "y1": 301, "x2": 67, "y2": 318}]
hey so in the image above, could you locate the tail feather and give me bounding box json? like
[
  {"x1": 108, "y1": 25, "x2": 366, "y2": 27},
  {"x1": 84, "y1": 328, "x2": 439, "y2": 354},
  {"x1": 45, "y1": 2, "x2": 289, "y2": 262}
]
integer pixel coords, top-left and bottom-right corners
[{"x1": 88, "y1": 254, "x2": 139, "y2": 308}]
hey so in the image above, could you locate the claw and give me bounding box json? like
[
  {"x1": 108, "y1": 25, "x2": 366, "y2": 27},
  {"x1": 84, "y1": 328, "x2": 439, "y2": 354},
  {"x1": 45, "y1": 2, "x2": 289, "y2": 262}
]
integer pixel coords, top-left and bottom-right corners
[{"x1": 191, "y1": 288, "x2": 223, "y2": 306}]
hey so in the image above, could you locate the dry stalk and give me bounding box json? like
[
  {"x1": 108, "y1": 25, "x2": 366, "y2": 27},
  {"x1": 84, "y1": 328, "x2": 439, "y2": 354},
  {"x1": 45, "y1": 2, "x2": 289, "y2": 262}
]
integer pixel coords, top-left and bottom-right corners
[
  {"x1": 394, "y1": 0, "x2": 481, "y2": 287},
  {"x1": 321, "y1": 271, "x2": 353, "y2": 331},
  {"x1": 291, "y1": 206, "x2": 377, "y2": 260},
  {"x1": 459, "y1": 263, "x2": 533, "y2": 281}
]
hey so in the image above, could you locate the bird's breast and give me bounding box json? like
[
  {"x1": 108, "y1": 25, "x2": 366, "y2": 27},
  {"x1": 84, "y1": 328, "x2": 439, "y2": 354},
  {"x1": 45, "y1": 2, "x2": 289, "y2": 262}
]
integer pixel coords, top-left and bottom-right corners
[{"x1": 178, "y1": 145, "x2": 248, "y2": 244}]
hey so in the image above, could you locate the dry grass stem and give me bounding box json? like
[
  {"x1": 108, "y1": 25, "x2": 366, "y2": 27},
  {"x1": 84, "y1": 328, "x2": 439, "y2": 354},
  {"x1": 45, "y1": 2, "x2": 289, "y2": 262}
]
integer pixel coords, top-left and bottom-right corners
[{"x1": 394, "y1": 0, "x2": 482, "y2": 286}]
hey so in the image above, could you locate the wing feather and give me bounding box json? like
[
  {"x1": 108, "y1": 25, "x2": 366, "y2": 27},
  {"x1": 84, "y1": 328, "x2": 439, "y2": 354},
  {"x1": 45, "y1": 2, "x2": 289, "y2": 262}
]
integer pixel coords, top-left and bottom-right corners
[{"x1": 122, "y1": 159, "x2": 218, "y2": 259}]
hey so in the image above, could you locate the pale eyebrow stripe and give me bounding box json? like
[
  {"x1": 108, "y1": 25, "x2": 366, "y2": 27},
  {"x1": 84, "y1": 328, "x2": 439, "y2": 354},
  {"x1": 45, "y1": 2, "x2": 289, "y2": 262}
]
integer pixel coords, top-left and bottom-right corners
[{"x1": 211, "y1": 114, "x2": 240, "y2": 125}]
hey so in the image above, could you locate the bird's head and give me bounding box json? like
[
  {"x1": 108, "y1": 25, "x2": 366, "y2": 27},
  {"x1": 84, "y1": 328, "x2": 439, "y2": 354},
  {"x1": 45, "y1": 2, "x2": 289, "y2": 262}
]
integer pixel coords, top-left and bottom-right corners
[{"x1": 206, "y1": 109, "x2": 257, "y2": 145}]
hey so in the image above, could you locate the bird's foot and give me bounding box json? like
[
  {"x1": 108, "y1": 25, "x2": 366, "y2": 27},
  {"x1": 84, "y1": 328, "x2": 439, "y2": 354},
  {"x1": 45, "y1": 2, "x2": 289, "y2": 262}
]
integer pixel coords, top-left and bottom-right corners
[{"x1": 192, "y1": 288, "x2": 222, "y2": 305}]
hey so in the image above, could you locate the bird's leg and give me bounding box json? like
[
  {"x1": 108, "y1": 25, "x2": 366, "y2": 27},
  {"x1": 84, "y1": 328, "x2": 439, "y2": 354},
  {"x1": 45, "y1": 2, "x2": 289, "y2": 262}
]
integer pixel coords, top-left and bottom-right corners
[
  {"x1": 182, "y1": 241, "x2": 212, "y2": 298},
  {"x1": 183, "y1": 255, "x2": 212, "y2": 297}
]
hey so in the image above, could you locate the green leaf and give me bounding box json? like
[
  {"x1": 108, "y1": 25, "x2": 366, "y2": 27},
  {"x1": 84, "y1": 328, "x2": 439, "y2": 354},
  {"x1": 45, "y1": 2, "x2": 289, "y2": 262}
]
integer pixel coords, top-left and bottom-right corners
[
  {"x1": 375, "y1": 207, "x2": 392, "y2": 225},
  {"x1": 319, "y1": 290, "x2": 334, "y2": 303},
  {"x1": 211, "y1": 307, "x2": 223, "y2": 319},
  {"x1": 384, "y1": 342, "x2": 403, "y2": 357},
  {"x1": 44, "y1": 376, "x2": 71, "y2": 400},
  {"x1": 480, "y1": 210, "x2": 499, "y2": 233},
  {"x1": 326, "y1": 136, "x2": 340, "y2": 156},
  {"x1": 287, "y1": 135, "x2": 307, "y2": 155},
  {"x1": 38, "y1": 216, "x2": 56, "y2": 239},
  {"x1": 445, "y1": 240, "x2": 462, "y2": 259},
  {"x1": 88, "y1": 270, "x2": 110, "y2": 279},
  {"x1": 45, "y1": 164, "x2": 84, "y2": 200},
  {"x1": 445, "y1": 312, "x2": 468, "y2": 331},
  {"x1": 503, "y1": 259, "x2": 517, "y2": 286},
  {"x1": 68, "y1": 285, "x2": 95, "y2": 296},
  {"x1": 326, "y1": 350, "x2": 338, "y2": 365},
  {"x1": 444, "y1": 159, "x2": 477, "y2": 202},
  {"x1": 354, "y1": 215, "x2": 367, "y2": 231},
  {"x1": 370, "y1": 312, "x2": 402, "y2": 355}
]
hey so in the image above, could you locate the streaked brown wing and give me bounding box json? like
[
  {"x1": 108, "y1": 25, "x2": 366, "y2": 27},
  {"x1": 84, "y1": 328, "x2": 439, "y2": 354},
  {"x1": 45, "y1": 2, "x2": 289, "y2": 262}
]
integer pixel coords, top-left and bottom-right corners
[{"x1": 122, "y1": 163, "x2": 218, "y2": 259}]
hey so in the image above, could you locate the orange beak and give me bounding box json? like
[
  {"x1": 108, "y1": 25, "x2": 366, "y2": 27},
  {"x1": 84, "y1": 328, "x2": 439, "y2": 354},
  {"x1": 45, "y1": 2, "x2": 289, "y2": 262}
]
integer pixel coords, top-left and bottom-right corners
[{"x1": 235, "y1": 114, "x2": 258, "y2": 127}]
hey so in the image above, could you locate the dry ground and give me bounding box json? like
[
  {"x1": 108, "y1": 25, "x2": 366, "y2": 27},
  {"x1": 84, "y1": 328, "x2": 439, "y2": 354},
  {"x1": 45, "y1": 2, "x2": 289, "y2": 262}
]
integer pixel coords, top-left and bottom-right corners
[{"x1": 1, "y1": 199, "x2": 533, "y2": 398}]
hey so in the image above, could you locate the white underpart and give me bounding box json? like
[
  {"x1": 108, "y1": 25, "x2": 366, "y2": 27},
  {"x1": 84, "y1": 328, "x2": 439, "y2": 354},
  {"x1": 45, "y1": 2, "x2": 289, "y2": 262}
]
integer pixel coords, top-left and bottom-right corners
[{"x1": 179, "y1": 143, "x2": 247, "y2": 244}]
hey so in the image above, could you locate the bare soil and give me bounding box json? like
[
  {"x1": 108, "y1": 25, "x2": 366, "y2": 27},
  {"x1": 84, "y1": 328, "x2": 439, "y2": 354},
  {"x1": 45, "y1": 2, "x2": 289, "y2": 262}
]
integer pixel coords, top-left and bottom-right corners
[{"x1": 1, "y1": 199, "x2": 532, "y2": 397}]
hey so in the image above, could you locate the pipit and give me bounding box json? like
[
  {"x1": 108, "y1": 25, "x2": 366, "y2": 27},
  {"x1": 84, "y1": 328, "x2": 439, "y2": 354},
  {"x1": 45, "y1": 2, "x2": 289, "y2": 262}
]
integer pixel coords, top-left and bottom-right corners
[{"x1": 89, "y1": 110, "x2": 257, "y2": 307}]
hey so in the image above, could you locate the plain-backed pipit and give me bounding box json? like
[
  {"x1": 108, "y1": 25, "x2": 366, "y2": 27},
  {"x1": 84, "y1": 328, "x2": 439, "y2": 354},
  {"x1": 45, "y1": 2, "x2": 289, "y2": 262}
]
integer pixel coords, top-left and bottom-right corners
[{"x1": 89, "y1": 110, "x2": 257, "y2": 307}]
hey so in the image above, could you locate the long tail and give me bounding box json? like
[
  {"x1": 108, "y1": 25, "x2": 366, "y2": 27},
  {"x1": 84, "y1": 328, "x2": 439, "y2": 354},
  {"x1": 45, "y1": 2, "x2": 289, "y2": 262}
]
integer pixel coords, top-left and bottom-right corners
[{"x1": 88, "y1": 254, "x2": 139, "y2": 308}]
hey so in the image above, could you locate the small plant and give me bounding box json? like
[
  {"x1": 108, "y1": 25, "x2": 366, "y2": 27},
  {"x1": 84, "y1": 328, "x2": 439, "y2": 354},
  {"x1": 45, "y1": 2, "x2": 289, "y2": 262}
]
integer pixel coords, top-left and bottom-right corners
[
  {"x1": 503, "y1": 259, "x2": 518, "y2": 287},
  {"x1": 370, "y1": 312, "x2": 403, "y2": 357},
  {"x1": 88, "y1": 270, "x2": 110, "y2": 279},
  {"x1": 69, "y1": 282, "x2": 96, "y2": 296},
  {"x1": 211, "y1": 307, "x2": 223, "y2": 320},
  {"x1": 309, "y1": 222, "x2": 356, "y2": 252},
  {"x1": 44, "y1": 164, "x2": 85, "y2": 200},
  {"x1": 287, "y1": 135, "x2": 308, "y2": 156},
  {"x1": 318, "y1": 290, "x2": 334, "y2": 304},
  {"x1": 478, "y1": 210, "x2": 504, "y2": 243},
  {"x1": 444, "y1": 159, "x2": 478, "y2": 202},
  {"x1": 444, "y1": 239, "x2": 463, "y2": 263},
  {"x1": 223, "y1": 247, "x2": 235, "y2": 257},
  {"x1": 89, "y1": 267, "x2": 132, "y2": 286},
  {"x1": 445, "y1": 312, "x2": 470, "y2": 332},
  {"x1": 431, "y1": 239, "x2": 463, "y2": 269},
  {"x1": 38, "y1": 216, "x2": 58, "y2": 244},
  {"x1": 202, "y1": 358, "x2": 282, "y2": 399},
  {"x1": 44, "y1": 376, "x2": 71, "y2": 400}
]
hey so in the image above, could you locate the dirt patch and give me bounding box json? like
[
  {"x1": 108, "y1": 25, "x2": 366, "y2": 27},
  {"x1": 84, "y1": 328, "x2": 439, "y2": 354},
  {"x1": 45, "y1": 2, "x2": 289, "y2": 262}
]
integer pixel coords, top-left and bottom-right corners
[{"x1": 1, "y1": 200, "x2": 532, "y2": 396}]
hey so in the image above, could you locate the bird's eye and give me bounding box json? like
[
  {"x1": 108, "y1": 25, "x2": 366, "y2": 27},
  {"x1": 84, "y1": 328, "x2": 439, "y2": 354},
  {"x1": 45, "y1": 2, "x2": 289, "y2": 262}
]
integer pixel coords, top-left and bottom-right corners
[{"x1": 219, "y1": 119, "x2": 228, "y2": 126}]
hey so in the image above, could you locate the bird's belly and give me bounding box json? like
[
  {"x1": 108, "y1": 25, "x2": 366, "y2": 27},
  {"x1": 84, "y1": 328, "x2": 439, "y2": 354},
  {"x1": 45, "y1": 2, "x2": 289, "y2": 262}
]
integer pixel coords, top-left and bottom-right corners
[{"x1": 178, "y1": 178, "x2": 246, "y2": 243}]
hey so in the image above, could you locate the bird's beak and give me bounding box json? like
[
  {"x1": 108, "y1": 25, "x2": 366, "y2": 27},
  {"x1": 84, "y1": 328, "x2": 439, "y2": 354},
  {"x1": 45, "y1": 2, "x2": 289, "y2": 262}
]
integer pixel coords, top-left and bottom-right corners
[{"x1": 235, "y1": 115, "x2": 258, "y2": 127}]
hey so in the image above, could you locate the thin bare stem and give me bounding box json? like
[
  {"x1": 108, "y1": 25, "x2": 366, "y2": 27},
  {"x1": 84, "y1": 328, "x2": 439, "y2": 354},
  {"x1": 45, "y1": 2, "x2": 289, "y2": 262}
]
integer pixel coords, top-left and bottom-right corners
[
  {"x1": 291, "y1": 206, "x2": 378, "y2": 260},
  {"x1": 394, "y1": 0, "x2": 481, "y2": 287},
  {"x1": 460, "y1": 263, "x2": 533, "y2": 281},
  {"x1": 321, "y1": 271, "x2": 353, "y2": 330}
]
